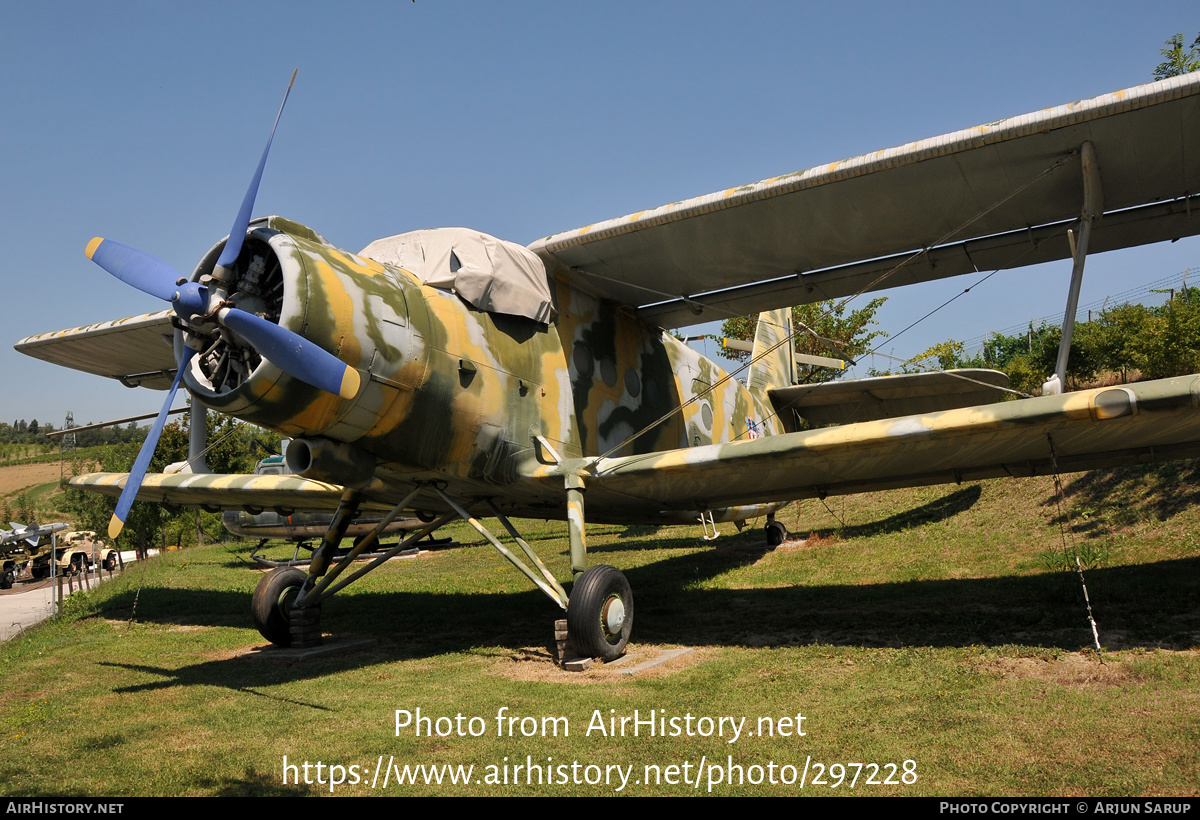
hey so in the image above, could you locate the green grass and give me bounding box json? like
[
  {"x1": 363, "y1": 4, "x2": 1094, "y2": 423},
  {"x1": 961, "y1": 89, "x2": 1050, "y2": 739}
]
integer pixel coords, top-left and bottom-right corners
[{"x1": 1, "y1": 464, "x2": 1198, "y2": 796}]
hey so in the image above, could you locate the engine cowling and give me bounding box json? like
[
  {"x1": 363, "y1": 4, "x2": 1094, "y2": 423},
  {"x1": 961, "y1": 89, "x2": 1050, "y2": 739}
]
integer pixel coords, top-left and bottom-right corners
[{"x1": 180, "y1": 216, "x2": 424, "y2": 444}]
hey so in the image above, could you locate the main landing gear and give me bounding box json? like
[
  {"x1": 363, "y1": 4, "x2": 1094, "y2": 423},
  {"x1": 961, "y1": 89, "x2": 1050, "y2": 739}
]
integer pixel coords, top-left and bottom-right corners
[
  {"x1": 765, "y1": 513, "x2": 788, "y2": 548},
  {"x1": 251, "y1": 566, "x2": 306, "y2": 647},
  {"x1": 567, "y1": 565, "x2": 633, "y2": 661},
  {"x1": 249, "y1": 479, "x2": 635, "y2": 663}
]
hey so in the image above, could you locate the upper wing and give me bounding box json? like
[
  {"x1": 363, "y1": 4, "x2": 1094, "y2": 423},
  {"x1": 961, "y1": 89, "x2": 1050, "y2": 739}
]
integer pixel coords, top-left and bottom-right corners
[
  {"x1": 530, "y1": 73, "x2": 1200, "y2": 328},
  {"x1": 14, "y1": 310, "x2": 177, "y2": 390},
  {"x1": 574, "y1": 375, "x2": 1200, "y2": 511}
]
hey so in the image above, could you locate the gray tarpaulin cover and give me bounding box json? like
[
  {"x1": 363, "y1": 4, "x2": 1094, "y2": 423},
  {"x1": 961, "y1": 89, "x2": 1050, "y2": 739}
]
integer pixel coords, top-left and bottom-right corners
[{"x1": 359, "y1": 228, "x2": 555, "y2": 323}]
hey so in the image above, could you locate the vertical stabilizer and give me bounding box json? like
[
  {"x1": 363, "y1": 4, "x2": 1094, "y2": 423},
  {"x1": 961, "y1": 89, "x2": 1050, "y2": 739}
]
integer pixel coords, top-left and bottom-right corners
[{"x1": 746, "y1": 309, "x2": 794, "y2": 403}]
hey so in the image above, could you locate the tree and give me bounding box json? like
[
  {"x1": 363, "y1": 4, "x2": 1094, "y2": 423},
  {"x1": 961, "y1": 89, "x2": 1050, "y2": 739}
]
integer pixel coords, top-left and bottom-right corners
[
  {"x1": 1154, "y1": 32, "x2": 1200, "y2": 80},
  {"x1": 156, "y1": 408, "x2": 280, "y2": 475},
  {"x1": 1130, "y1": 294, "x2": 1200, "y2": 379},
  {"x1": 906, "y1": 340, "x2": 966, "y2": 371},
  {"x1": 720, "y1": 298, "x2": 888, "y2": 383},
  {"x1": 61, "y1": 410, "x2": 280, "y2": 552}
]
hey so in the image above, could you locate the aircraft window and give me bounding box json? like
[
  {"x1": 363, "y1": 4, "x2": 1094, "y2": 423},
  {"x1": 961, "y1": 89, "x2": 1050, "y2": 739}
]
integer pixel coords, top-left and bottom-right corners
[
  {"x1": 624, "y1": 369, "x2": 641, "y2": 398},
  {"x1": 572, "y1": 342, "x2": 594, "y2": 378},
  {"x1": 599, "y1": 357, "x2": 617, "y2": 388}
]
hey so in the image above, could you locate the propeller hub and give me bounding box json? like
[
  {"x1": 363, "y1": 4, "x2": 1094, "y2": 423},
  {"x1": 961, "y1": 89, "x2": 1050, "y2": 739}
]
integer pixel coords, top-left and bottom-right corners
[{"x1": 171, "y1": 281, "x2": 209, "y2": 319}]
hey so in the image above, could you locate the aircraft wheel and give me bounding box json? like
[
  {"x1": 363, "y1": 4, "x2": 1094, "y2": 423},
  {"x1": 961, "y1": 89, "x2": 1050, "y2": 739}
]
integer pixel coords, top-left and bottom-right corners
[
  {"x1": 765, "y1": 520, "x2": 788, "y2": 548},
  {"x1": 1, "y1": 572, "x2": 12, "y2": 590},
  {"x1": 252, "y1": 567, "x2": 308, "y2": 647},
  {"x1": 567, "y1": 565, "x2": 633, "y2": 662}
]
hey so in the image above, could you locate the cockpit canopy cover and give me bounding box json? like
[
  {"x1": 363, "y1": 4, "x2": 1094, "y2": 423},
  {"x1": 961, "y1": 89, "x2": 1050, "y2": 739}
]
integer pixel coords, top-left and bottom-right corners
[{"x1": 359, "y1": 227, "x2": 555, "y2": 323}]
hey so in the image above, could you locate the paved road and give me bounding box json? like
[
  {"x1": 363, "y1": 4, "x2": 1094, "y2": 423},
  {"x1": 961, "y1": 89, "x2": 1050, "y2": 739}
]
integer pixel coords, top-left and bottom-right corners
[{"x1": 0, "y1": 552, "x2": 141, "y2": 642}]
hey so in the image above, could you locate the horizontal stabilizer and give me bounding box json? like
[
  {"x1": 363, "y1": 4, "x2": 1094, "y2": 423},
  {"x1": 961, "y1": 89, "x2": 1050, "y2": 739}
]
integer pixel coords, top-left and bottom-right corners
[{"x1": 770, "y1": 369, "x2": 1011, "y2": 427}]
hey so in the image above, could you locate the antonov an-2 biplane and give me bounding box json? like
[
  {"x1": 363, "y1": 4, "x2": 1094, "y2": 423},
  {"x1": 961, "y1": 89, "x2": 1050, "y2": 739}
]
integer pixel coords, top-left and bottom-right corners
[{"x1": 17, "y1": 71, "x2": 1200, "y2": 659}]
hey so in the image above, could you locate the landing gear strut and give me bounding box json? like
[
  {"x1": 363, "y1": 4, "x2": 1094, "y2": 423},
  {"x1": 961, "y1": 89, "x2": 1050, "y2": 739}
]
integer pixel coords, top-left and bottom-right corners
[{"x1": 246, "y1": 479, "x2": 637, "y2": 663}]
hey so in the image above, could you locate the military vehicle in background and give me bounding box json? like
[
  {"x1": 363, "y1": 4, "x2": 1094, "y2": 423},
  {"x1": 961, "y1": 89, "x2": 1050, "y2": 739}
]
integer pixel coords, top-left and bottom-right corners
[
  {"x1": 25, "y1": 530, "x2": 118, "y2": 581},
  {"x1": 1, "y1": 522, "x2": 70, "y2": 587}
]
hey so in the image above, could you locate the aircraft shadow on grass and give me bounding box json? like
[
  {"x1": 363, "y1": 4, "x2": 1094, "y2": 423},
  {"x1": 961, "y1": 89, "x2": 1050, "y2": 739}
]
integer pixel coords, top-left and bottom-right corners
[
  {"x1": 1042, "y1": 460, "x2": 1200, "y2": 535},
  {"x1": 796, "y1": 484, "x2": 983, "y2": 540},
  {"x1": 91, "y1": 540, "x2": 1200, "y2": 696}
]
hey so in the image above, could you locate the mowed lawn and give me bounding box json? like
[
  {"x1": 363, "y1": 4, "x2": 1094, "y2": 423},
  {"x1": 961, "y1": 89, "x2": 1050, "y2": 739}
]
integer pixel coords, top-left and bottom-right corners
[{"x1": 1, "y1": 463, "x2": 1198, "y2": 796}]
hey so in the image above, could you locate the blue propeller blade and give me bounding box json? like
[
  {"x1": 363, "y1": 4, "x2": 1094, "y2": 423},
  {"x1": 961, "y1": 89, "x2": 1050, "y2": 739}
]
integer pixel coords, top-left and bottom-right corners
[
  {"x1": 216, "y1": 69, "x2": 297, "y2": 270},
  {"x1": 220, "y1": 308, "x2": 360, "y2": 399},
  {"x1": 108, "y1": 348, "x2": 196, "y2": 540},
  {"x1": 86, "y1": 238, "x2": 183, "y2": 303}
]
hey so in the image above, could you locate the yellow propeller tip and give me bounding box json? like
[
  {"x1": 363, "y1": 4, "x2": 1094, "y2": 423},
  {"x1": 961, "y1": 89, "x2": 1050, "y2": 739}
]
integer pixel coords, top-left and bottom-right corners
[
  {"x1": 338, "y1": 368, "x2": 361, "y2": 400},
  {"x1": 108, "y1": 515, "x2": 124, "y2": 540},
  {"x1": 85, "y1": 237, "x2": 104, "y2": 260}
]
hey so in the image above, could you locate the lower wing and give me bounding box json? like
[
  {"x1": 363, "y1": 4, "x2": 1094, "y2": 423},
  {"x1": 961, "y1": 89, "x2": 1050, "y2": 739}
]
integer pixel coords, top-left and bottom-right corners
[
  {"x1": 576, "y1": 375, "x2": 1200, "y2": 510},
  {"x1": 67, "y1": 472, "x2": 368, "y2": 514}
]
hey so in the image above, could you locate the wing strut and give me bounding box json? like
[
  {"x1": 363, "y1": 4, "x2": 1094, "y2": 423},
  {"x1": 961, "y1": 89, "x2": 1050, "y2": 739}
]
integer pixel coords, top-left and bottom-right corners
[{"x1": 1043, "y1": 141, "x2": 1103, "y2": 395}]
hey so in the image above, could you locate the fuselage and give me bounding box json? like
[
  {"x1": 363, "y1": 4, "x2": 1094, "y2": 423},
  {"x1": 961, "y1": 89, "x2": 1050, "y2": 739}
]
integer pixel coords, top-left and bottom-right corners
[{"x1": 186, "y1": 218, "x2": 784, "y2": 524}]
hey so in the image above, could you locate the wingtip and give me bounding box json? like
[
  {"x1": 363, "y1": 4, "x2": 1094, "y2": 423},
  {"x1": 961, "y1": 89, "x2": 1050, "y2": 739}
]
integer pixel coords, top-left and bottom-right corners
[
  {"x1": 85, "y1": 237, "x2": 104, "y2": 260},
  {"x1": 108, "y1": 515, "x2": 124, "y2": 540}
]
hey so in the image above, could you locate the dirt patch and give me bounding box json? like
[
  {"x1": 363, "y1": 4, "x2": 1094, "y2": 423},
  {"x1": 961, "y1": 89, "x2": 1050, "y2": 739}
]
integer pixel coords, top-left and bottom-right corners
[
  {"x1": 202, "y1": 646, "x2": 262, "y2": 662},
  {"x1": 0, "y1": 462, "x2": 63, "y2": 498},
  {"x1": 490, "y1": 644, "x2": 709, "y2": 683},
  {"x1": 986, "y1": 651, "x2": 1132, "y2": 686}
]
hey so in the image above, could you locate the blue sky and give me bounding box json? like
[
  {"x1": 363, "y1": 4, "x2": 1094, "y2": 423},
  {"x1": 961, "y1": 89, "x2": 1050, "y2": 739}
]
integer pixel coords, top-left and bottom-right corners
[{"x1": 2, "y1": 1, "x2": 1198, "y2": 429}]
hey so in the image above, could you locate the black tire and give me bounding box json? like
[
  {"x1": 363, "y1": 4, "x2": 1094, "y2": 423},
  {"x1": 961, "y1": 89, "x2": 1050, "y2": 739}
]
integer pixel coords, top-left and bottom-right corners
[
  {"x1": 567, "y1": 565, "x2": 633, "y2": 662},
  {"x1": 252, "y1": 567, "x2": 308, "y2": 647},
  {"x1": 31, "y1": 564, "x2": 48, "y2": 580},
  {"x1": 103, "y1": 554, "x2": 117, "y2": 572},
  {"x1": 1, "y1": 572, "x2": 12, "y2": 590},
  {"x1": 765, "y1": 520, "x2": 788, "y2": 548}
]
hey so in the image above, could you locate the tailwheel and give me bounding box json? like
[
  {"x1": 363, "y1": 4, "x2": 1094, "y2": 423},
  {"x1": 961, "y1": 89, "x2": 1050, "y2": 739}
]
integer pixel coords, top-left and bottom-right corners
[
  {"x1": 567, "y1": 565, "x2": 633, "y2": 662},
  {"x1": 252, "y1": 567, "x2": 310, "y2": 647},
  {"x1": 765, "y1": 520, "x2": 788, "y2": 548}
]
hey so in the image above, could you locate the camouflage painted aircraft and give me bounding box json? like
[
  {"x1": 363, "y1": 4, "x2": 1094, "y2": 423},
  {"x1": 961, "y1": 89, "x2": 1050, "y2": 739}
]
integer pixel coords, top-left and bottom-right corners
[{"x1": 16, "y1": 71, "x2": 1200, "y2": 659}]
